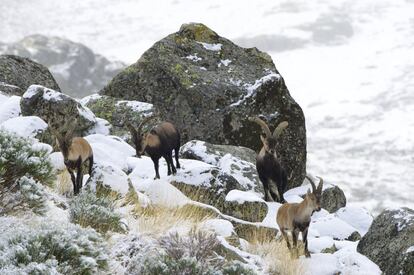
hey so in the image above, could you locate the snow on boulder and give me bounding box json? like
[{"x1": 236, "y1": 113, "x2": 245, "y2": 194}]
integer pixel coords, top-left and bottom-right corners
[
  {"x1": 89, "y1": 164, "x2": 129, "y2": 195},
  {"x1": 303, "y1": 244, "x2": 382, "y2": 275},
  {"x1": 0, "y1": 116, "x2": 47, "y2": 139},
  {"x1": 0, "y1": 95, "x2": 21, "y2": 123},
  {"x1": 20, "y1": 85, "x2": 97, "y2": 136},
  {"x1": 335, "y1": 206, "x2": 373, "y2": 236},
  {"x1": 224, "y1": 190, "x2": 267, "y2": 223},
  {"x1": 200, "y1": 219, "x2": 235, "y2": 238},
  {"x1": 85, "y1": 134, "x2": 135, "y2": 170},
  {"x1": 308, "y1": 236, "x2": 335, "y2": 253},
  {"x1": 49, "y1": 152, "x2": 65, "y2": 171},
  {"x1": 180, "y1": 140, "x2": 263, "y2": 194},
  {"x1": 310, "y1": 214, "x2": 360, "y2": 241},
  {"x1": 87, "y1": 117, "x2": 111, "y2": 136}
]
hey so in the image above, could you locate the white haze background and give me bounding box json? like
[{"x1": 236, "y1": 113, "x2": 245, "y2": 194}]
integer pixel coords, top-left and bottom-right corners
[{"x1": 1, "y1": 0, "x2": 413, "y2": 214}]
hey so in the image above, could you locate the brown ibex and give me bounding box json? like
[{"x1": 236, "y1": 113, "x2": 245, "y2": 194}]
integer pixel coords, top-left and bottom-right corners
[
  {"x1": 51, "y1": 119, "x2": 93, "y2": 195},
  {"x1": 276, "y1": 176, "x2": 323, "y2": 258},
  {"x1": 127, "y1": 116, "x2": 181, "y2": 179},
  {"x1": 249, "y1": 117, "x2": 289, "y2": 202}
]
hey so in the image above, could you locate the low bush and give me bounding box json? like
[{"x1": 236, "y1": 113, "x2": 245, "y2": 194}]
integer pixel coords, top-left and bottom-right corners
[
  {"x1": 69, "y1": 189, "x2": 125, "y2": 233},
  {"x1": 0, "y1": 220, "x2": 108, "y2": 275}
]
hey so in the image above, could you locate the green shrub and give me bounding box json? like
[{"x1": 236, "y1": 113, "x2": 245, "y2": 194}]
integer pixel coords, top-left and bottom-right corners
[
  {"x1": 0, "y1": 130, "x2": 54, "y2": 216},
  {"x1": 0, "y1": 220, "x2": 108, "y2": 275},
  {"x1": 0, "y1": 130, "x2": 54, "y2": 187},
  {"x1": 69, "y1": 189, "x2": 125, "y2": 233}
]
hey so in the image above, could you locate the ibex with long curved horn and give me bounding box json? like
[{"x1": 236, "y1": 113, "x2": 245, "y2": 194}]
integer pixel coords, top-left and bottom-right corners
[
  {"x1": 277, "y1": 176, "x2": 323, "y2": 258},
  {"x1": 249, "y1": 117, "x2": 289, "y2": 202},
  {"x1": 51, "y1": 118, "x2": 93, "y2": 195},
  {"x1": 127, "y1": 116, "x2": 181, "y2": 179}
]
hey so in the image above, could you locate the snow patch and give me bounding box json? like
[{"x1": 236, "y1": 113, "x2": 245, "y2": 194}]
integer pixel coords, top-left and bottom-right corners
[
  {"x1": 116, "y1": 100, "x2": 154, "y2": 113},
  {"x1": 0, "y1": 95, "x2": 21, "y2": 123},
  {"x1": 200, "y1": 219, "x2": 235, "y2": 238},
  {"x1": 225, "y1": 190, "x2": 264, "y2": 204},
  {"x1": 198, "y1": 42, "x2": 222, "y2": 51},
  {"x1": 0, "y1": 116, "x2": 47, "y2": 138},
  {"x1": 230, "y1": 73, "x2": 281, "y2": 106}
]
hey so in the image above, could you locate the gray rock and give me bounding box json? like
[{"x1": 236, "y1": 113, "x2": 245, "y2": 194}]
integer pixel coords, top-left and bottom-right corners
[
  {"x1": 346, "y1": 231, "x2": 361, "y2": 241},
  {"x1": 357, "y1": 207, "x2": 414, "y2": 275},
  {"x1": 321, "y1": 185, "x2": 346, "y2": 213},
  {"x1": 0, "y1": 35, "x2": 125, "y2": 98},
  {"x1": 223, "y1": 200, "x2": 268, "y2": 223},
  {"x1": 0, "y1": 55, "x2": 60, "y2": 95},
  {"x1": 171, "y1": 169, "x2": 243, "y2": 213},
  {"x1": 81, "y1": 94, "x2": 157, "y2": 139},
  {"x1": 231, "y1": 221, "x2": 278, "y2": 243},
  {"x1": 20, "y1": 85, "x2": 96, "y2": 138},
  {"x1": 180, "y1": 140, "x2": 263, "y2": 194},
  {"x1": 100, "y1": 22, "x2": 306, "y2": 189}
]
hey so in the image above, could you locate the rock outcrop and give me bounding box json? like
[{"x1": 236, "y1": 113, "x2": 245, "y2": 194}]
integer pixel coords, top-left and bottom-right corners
[
  {"x1": 100, "y1": 23, "x2": 306, "y2": 189},
  {"x1": 321, "y1": 185, "x2": 346, "y2": 213},
  {"x1": 357, "y1": 208, "x2": 414, "y2": 275},
  {"x1": 20, "y1": 85, "x2": 96, "y2": 137},
  {"x1": 180, "y1": 140, "x2": 263, "y2": 194},
  {"x1": 81, "y1": 94, "x2": 157, "y2": 138},
  {"x1": 0, "y1": 35, "x2": 125, "y2": 98},
  {"x1": 0, "y1": 55, "x2": 60, "y2": 96}
]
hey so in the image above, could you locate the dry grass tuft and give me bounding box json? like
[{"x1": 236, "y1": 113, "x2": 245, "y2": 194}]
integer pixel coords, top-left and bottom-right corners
[
  {"x1": 55, "y1": 170, "x2": 73, "y2": 196},
  {"x1": 247, "y1": 237, "x2": 305, "y2": 275},
  {"x1": 129, "y1": 203, "x2": 218, "y2": 236}
]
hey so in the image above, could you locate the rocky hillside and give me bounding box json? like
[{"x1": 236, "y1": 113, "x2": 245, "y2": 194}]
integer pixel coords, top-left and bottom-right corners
[
  {"x1": 100, "y1": 23, "x2": 306, "y2": 189},
  {"x1": 0, "y1": 35, "x2": 125, "y2": 98},
  {"x1": 1, "y1": 23, "x2": 412, "y2": 274}
]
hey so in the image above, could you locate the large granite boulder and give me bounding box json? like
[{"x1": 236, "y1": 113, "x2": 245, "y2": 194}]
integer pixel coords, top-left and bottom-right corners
[
  {"x1": 20, "y1": 85, "x2": 97, "y2": 138},
  {"x1": 100, "y1": 23, "x2": 306, "y2": 188},
  {"x1": 0, "y1": 55, "x2": 59, "y2": 96},
  {"x1": 357, "y1": 208, "x2": 414, "y2": 275},
  {"x1": 0, "y1": 35, "x2": 125, "y2": 98}
]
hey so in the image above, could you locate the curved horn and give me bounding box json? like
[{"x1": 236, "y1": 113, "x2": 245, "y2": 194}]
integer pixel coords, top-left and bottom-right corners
[
  {"x1": 305, "y1": 175, "x2": 317, "y2": 193},
  {"x1": 126, "y1": 122, "x2": 138, "y2": 139},
  {"x1": 316, "y1": 176, "x2": 323, "y2": 194},
  {"x1": 249, "y1": 117, "x2": 271, "y2": 137},
  {"x1": 137, "y1": 115, "x2": 158, "y2": 133},
  {"x1": 273, "y1": 121, "x2": 289, "y2": 138}
]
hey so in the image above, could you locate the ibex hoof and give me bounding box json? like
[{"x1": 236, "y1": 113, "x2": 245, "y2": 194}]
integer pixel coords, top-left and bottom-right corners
[{"x1": 305, "y1": 252, "x2": 311, "y2": 258}]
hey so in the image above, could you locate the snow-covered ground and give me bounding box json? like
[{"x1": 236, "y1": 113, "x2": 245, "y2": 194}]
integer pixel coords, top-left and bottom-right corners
[{"x1": 1, "y1": 0, "x2": 413, "y2": 214}]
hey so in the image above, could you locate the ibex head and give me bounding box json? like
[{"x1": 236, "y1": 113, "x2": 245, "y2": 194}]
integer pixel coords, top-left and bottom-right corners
[
  {"x1": 127, "y1": 115, "x2": 157, "y2": 157},
  {"x1": 50, "y1": 118, "x2": 78, "y2": 166},
  {"x1": 305, "y1": 176, "x2": 323, "y2": 212},
  {"x1": 249, "y1": 117, "x2": 288, "y2": 156}
]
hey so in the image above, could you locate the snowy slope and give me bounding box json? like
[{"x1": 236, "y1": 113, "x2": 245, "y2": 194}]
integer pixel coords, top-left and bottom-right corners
[{"x1": 1, "y1": 0, "x2": 413, "y2": 214}]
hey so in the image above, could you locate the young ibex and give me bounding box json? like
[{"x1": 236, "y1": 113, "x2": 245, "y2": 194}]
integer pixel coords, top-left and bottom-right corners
[
  {"x1": 249, "y1": 117, "x2": 289, "y2": 202},
  {"x1": 127, "y1": 116, "x2": 181, "y2": 179},
  {"x1": 51, "y1": 119, "x2": 93, "y2": 195},
  {"x1": 276, "y1": 176, "x2": 323, "y2": 258}
]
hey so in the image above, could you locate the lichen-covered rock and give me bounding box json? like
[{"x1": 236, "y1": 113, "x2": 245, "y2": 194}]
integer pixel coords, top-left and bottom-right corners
[
  {"x1": 224, "y1": 190, "x2": 267, "y2": 223},
  {"x1": 100, "y1": 23, "x2": 306, "y2": 189},
  {"x1": 0, "y1": 35, "x2": 125, "y2": 98},
  {"x1": 20, "y1": 85, "x2": 96, "y2": 138},
  {"x1": 0, "y1": 55, "x2": 60, "y2": 96},
  {"x1": 180, "y1": 140, "x2": 263, "y2": 194},
  {"x1": 321, "y1": 185, "x2": 346, "y2": 213},
  {"x1": 81, "y1": 94, "x2": 157, "y2": 138},
  {"x1": 357, "y1": 208, "x2": 414, "y2": 275},
  {"x1": 231, "y1": 221, "x2": 277, "y2": 243}
]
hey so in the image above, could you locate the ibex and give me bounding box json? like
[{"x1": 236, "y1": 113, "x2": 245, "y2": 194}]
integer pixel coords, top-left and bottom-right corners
[
  {"x1": 51, "y1": 119, "x2": 93, "y2": 195},
  {"x1": 276, "y1": 176, "x2": 323, "y2": 258},
  {"x1": 127, "y1": 116, "x2": 181, "y2": 179},
  {"x1": 249, "y1": 117, "x2": 289, "y2": 202}
]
